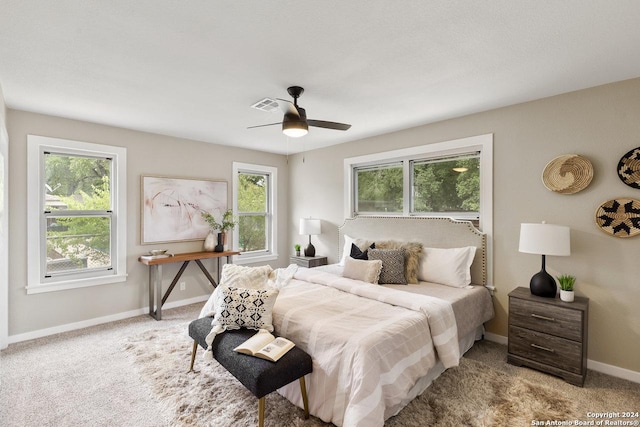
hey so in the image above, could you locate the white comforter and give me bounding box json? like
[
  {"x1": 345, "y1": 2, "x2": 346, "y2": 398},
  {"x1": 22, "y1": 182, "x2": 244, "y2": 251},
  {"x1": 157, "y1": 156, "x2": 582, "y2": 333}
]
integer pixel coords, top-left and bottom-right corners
[{"x1": 274, "y1": 268, "x2": 460, "y2": 427}]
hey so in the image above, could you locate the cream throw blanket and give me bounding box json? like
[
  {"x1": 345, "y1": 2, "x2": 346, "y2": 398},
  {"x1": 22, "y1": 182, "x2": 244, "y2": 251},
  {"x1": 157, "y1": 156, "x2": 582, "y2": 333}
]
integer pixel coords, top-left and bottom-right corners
[
  {"x1": 291, "y1": 268, "x2": 460, "y2": 367},
  {"x1": 275, "y1": 268, "x2": 460, "y2": 427}
]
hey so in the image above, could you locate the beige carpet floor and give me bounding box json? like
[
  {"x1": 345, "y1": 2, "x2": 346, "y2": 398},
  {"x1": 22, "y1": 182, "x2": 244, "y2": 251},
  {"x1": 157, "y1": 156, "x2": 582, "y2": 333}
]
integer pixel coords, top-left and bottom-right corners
[{"x1": 1, "y1": 303, "x2": 639, "y2": 427}]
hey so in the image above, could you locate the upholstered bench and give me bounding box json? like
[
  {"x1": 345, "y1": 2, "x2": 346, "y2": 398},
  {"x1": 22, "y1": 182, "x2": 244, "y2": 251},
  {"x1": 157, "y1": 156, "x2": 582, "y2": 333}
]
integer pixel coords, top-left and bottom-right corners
[{"x1": 188, "y1": 317, "x2": 312, "y2": 427}]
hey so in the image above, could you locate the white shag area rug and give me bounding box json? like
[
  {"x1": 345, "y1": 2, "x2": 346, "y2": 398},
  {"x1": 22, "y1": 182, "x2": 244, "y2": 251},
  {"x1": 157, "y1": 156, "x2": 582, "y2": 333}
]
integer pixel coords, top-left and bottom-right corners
[{"x1": 123, "y1": 324, "x2": 581, "y2": 427}]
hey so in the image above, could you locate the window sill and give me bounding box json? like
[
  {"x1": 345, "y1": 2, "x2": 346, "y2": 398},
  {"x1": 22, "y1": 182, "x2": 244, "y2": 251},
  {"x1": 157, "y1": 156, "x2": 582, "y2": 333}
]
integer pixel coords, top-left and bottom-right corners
[
  {"x1": 233, "y1": 253, "x2": 279, "y2": 265},
  {"x1": 26, "y1": 274, "x2": 128, "y2": 294}
]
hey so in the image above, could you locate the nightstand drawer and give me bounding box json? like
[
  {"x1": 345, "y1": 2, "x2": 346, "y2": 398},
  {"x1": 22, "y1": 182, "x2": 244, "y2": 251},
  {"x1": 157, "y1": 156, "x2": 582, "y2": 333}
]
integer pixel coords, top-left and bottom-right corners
[
  {"x1": 508, "y1": 325, "x2": 583, "y2": 374},
  {"x1": 509, "y1": 297, "x2": 583, "y2": 341}
]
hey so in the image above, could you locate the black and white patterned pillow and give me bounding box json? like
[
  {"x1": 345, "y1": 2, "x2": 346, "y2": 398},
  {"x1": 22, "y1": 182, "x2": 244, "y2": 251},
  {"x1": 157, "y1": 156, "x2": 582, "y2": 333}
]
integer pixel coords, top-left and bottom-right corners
[
  {"x1": 368, "y1": 248, "x2": 407, "y2": 285},
  {"x1": 214, "y1": 286, "x2": 279, "y2": 331}
]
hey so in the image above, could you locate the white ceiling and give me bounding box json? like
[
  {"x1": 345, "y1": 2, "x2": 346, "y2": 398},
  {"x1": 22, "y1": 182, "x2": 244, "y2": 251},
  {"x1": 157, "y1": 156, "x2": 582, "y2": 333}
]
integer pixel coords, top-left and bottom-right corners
[{"x1": 1, "y1": 1, "x2": 639, "y2": 154}]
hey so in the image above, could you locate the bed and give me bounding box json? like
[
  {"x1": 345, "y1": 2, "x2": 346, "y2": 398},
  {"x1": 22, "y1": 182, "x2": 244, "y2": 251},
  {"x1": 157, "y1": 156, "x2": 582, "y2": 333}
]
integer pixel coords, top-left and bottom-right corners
[{"x1": 271, "y1": 216, "x2": 495, "y2": 427}]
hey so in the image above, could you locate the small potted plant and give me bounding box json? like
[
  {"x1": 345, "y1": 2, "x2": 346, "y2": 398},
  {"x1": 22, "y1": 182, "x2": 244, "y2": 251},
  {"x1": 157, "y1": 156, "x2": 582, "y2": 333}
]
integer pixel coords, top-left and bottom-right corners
[
  {"x1": 201, "y1": 209, "x2": 238, "y2": 251},
  {"x1": 294, "y1": 244, "x2": 301, "y2": 256},
  {"x1": 557, "y1": 274, "x2": 576, "y2": 302}
]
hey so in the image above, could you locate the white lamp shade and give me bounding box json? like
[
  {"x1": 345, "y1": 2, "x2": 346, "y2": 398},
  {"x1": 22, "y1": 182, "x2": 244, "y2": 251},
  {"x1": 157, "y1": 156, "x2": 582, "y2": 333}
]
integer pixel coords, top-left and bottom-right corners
[
  {"x1": 519, "y1": 223, "x2": 570, "y2": 256},
  {"x1": 299, "y1": 218, "x2": 321, "y2": 236}
]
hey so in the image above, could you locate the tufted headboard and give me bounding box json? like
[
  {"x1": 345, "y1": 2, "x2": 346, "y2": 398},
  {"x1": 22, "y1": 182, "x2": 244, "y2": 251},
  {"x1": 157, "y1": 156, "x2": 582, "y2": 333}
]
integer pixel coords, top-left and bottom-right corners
[{"x1": 338, "y1": 216, "x2": 487, "y2": 286}]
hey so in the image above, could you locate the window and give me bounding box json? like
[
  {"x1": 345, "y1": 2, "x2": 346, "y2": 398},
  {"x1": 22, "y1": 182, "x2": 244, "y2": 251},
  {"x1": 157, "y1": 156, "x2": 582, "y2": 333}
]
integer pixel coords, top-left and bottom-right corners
[
  {"x1": 345, "y1": 133, "x2": 493, "y2": 284},
  {"x1": 233, "y1": 162, "x2": 277, "y2": 263},
  {"x1": 27, "y1": 135, "x2": 127, "y2": 293},
  {"x1": 353, "y1": 155, "x2": 480, "y2": 217},
  {"x1": 354, "y1": 162, "x2": 403, "y2": 214},
  {"x1": 345, "y1": 134, "x2": 491, "y2": 224},
  {"x1": 410, "y1": 154, "x2": 480, "y2": 218}
]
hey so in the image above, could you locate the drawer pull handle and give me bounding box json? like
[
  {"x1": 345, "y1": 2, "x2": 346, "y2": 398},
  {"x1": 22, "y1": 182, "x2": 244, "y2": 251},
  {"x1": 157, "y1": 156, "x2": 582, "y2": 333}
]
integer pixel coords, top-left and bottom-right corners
[
  {"x1": 531, "y1": 313, "x2": 556, "y2": 322},
  {"x1": 531, "y1": 343, "x2": 555, "y2": 353}
]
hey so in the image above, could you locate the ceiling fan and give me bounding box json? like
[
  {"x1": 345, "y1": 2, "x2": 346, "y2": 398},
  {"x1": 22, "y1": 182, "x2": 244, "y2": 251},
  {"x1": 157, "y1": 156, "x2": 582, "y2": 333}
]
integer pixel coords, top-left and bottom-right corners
[{"x1": 248, "y1": 86, "x2": 351, "y2": 137}]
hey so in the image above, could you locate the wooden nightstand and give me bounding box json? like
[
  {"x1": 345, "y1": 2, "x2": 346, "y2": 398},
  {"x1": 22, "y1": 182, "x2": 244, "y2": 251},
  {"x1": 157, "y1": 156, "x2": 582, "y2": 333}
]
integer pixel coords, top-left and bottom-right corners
[
  {"x1": 290, "y1": 256, "x2": 328, "y2": 268},
  {"x1": 507, "y1": 287, "x2": 589, "y2": 386}
]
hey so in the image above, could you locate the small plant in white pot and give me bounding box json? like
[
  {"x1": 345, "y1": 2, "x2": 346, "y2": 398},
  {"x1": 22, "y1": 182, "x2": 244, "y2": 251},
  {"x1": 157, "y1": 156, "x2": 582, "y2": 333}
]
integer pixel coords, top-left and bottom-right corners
[{"x1": 557, "y1": 274, "x2": 576, "y2": 302}]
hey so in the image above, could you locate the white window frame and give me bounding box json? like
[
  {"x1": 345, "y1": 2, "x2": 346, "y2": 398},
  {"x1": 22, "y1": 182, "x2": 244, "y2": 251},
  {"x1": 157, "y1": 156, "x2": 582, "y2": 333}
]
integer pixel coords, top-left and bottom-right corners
[
  {"x1": 27, "y1": 135, "x2": 127, "y2": 294},
  {"x1": 232, "y1": 162, "x2": 278, "y2": 264},
  {"x1": 344, "y1": 133, "x2": 493, "y2": 285}
]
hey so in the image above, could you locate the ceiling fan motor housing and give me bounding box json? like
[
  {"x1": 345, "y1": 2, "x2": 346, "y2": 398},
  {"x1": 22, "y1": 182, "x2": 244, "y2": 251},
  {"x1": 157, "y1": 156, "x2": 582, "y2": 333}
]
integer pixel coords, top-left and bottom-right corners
[
  {"x1": 283, "y1": 106, "x2": 308, "y2": 136},
  {"x1": 249, "y1": 85, "x2": 350, "y2": 135}
]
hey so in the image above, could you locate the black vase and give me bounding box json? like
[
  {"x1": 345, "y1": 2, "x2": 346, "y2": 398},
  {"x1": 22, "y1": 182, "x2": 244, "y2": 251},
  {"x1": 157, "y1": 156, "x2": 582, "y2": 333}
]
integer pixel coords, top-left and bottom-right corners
[{"x1": 214, "y1": 232, "x2": 224, "y2": 252}]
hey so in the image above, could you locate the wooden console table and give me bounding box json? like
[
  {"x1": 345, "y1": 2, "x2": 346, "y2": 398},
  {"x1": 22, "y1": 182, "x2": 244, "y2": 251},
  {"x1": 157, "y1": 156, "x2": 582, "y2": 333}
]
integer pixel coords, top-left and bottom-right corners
[{"x1": 138, "y1": 250, "x2": 240, "y2": 320}]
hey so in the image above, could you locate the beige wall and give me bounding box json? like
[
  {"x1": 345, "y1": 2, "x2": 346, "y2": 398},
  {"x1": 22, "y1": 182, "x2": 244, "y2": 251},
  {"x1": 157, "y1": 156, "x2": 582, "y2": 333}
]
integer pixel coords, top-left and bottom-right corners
[
  {"x1": 289, "y1": 78, "x2": 640, "y2": 373},
  {"x1": 7, "y1": 110, "x2": 289, "y2": 336},
  {"x1": 0, "y1": 84, "x2": 8, "y2": 348}
]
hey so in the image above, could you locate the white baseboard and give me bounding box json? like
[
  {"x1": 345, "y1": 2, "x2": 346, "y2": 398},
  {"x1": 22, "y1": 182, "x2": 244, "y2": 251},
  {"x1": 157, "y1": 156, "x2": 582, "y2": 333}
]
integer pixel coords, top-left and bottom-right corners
[
  {"x1": 484, "y1": 331, "x2": 507, "y2": 345},
  {"x1": 587, "y1": 359, "x2": 640, "y2": 384},
  {"x1": 7, "y1": 295, "x2": 209, "y2": 345},
  {"x1": 484, "y1": 332, "x2": 640, "y2": 384}
]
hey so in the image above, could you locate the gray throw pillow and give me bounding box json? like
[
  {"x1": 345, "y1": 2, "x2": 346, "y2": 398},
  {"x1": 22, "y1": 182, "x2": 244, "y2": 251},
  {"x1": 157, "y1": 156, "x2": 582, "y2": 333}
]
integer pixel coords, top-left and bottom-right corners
[
  {"x1": 368, "y1": 248, "x2": 407, "y2": 285},
  {"x1": 375, "y1": 240, "x2": 423, "y2": 284}
]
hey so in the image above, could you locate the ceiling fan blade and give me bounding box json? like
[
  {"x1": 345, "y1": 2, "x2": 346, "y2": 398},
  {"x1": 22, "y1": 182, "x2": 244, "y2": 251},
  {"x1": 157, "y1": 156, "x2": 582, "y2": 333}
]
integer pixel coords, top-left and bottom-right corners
[
  {"x1": 247, "y1": 122, "x2": 282, "y2": 129},
  {"x1": 275, "y1": 98, "x2": 300, "y2": 117},
  {"x1": 307, "y1": 120, "x2": 351, "y2": 131}
]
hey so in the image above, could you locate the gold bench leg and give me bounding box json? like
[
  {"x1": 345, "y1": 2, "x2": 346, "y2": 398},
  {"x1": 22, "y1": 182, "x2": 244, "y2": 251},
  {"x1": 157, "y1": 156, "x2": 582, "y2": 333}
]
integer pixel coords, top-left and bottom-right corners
[
  {"x1": 299, "y1": 376, "x2": 309, "y2": 419},
  {"x1": 188, "y1": 340, "x2": 198, "y2": 373},
  {"x1": 258, "y1": 396, "x2": 265, "y2": 427},
  {"x1": 257, "y1": 378, "x2": 308, "y2": 426}
]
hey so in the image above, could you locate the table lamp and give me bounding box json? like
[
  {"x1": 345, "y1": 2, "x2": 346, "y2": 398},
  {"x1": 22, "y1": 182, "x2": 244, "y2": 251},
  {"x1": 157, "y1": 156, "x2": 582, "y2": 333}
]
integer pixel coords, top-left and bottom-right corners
[
  {"x1": 299, "y1": 218, "x2": 321, "y2": 257},
  {"x1": 519, "y1": 222, "x2": 570, "y2": 297}
]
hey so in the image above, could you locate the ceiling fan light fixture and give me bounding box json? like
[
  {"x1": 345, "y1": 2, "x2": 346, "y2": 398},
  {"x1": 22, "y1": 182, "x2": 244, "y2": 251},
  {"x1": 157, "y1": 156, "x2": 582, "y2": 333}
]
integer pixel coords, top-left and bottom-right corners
[
  {"x1": 283, "y1": 125, "x2": 308, "y2": 138},
  {"x1": 282, "y1": 115, "x2": 308, "y2": 138}
]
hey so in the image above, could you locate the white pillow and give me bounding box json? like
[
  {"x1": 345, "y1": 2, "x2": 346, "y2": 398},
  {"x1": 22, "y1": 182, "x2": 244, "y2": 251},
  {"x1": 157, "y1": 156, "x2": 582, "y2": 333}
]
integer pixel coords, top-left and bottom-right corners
[
  {"x1": 342, "y1": 256, "x2": 383, "y2": 284},
  {"x1": 219, "y1": 264, "x2": 273, "y2": 289},
  {"x1": 338, "y1": 234, "x2": 356, "y2": 266},
  {"x1": 418, "y1": 246, "x2": 477, "y2": 288}
]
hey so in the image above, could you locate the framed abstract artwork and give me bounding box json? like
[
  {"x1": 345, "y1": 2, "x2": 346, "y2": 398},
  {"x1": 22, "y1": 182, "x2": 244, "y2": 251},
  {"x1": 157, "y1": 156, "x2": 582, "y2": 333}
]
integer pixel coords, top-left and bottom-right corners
[{"x1": 141, "y1": 175, "x2": 227, "y2": 244}]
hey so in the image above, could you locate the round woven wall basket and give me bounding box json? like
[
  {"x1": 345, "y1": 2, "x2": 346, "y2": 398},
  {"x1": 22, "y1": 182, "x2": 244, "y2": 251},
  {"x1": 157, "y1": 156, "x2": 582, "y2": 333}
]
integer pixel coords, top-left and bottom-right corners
[
  {"x1": 617, "y1": 146, "x2": 640, "y2": 189},
  {"x1": 595, "y1": 198, "x2": 640, "y2": 238},
  {"x1": 542, "y1": 154, "x2": 593, "y2": 194}
]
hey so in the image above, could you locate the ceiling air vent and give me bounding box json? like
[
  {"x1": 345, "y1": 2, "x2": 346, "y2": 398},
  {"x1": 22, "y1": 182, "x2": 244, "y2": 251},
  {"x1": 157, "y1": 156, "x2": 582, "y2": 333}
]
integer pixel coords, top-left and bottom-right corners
[{"x1": 250, "y1": 98, "x2": 280, "y2": 113}]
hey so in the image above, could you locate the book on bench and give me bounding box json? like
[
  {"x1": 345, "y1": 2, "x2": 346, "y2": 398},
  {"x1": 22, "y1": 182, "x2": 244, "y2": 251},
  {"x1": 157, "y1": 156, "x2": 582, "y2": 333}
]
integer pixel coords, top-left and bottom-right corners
[{"x1": 233, "y1": 329, "x2": 295, "y2": 362}]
